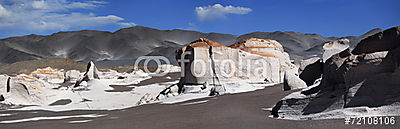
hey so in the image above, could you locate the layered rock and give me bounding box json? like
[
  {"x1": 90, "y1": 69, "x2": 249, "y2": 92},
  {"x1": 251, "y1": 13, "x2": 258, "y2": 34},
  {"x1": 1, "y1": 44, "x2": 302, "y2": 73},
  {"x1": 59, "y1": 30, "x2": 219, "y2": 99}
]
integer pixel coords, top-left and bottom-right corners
[
  {"x1": 272, "y1": 26, "x2": 400, "y2": 119},
  {"x1": 230, "y1": 38, "x2": 298, "y2": 82},
  {"x1": 176, "y1": 38, "x2": 297, "y2": 85}
]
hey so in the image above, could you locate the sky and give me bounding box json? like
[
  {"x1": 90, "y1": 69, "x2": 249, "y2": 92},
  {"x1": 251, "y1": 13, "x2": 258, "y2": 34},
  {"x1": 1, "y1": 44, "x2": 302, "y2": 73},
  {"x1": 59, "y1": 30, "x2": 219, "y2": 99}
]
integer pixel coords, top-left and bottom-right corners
[{"x1": 0, "y1": 0, "x2": 399, "y2": 38}]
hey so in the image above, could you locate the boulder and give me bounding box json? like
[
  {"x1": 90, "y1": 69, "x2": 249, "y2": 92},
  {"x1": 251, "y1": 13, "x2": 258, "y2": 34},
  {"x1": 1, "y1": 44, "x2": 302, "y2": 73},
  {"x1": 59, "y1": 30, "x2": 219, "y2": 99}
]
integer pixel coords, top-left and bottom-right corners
[
  {"x1": 322, "y1": 38, "x2": 350, "y2": 62},
  {"x1": 283, "y1": 71, "x2": 307, "y2": 91}
]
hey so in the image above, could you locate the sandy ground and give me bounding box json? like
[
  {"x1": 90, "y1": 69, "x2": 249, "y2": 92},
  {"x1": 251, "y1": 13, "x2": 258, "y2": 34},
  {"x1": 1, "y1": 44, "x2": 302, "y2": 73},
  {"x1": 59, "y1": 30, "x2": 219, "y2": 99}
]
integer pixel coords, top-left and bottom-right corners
[{"x1": 0, "y1": 83, "x2": 399, "y2": 129}]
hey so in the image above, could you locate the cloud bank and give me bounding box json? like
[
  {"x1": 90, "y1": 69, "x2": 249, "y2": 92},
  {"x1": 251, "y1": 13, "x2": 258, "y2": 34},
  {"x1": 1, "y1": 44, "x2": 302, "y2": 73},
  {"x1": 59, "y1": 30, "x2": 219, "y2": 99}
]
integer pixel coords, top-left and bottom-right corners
[
  {"x1": 195, "y1": 4, "x2": 252, "y2": 21},
  {"x1": 0, "y1": 0, "x2": 135, "y2": 36}
]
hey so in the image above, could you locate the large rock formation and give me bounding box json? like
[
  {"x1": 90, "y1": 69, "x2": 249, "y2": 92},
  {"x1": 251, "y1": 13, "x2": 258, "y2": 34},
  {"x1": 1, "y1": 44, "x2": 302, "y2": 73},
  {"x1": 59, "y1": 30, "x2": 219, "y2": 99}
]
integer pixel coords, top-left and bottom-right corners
[
  {"x1": 176, "y1": 38, "x2": 297, "y2": 85},
  {"x1": 272, "y1": 26, "x2": 400, "y2": 119}
]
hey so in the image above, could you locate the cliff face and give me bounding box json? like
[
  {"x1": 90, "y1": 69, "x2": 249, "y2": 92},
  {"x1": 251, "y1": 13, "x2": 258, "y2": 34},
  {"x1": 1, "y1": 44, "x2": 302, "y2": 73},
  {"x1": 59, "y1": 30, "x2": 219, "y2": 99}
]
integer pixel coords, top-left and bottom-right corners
[{"x1": 176, "y1": 38, "x2": 297, "y2": 84}]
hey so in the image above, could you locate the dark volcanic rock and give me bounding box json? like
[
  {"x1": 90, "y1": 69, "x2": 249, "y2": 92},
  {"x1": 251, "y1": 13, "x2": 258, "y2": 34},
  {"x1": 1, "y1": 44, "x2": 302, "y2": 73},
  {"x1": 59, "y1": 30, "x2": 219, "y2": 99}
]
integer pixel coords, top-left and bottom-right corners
[
  {"x1": 49, "y1": 99, "x2": 72, "y2": 106},
  {"x1": 352, "y1": 26, "x2": 400, "y2": 55},
  {"x1": 0, "y1": 94, "x2": 4, "y2": 101},
  {"x1": 299, "y1": 58, "x2": 322, "y2": 86}
]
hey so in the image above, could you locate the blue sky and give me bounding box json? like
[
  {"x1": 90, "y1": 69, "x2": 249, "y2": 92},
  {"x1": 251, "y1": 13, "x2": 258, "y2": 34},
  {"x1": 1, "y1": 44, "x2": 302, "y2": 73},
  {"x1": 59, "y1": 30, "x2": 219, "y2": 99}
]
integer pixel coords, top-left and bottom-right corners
[{"x1": 0, "y1": 0, "x2": 398, "y2": 38}]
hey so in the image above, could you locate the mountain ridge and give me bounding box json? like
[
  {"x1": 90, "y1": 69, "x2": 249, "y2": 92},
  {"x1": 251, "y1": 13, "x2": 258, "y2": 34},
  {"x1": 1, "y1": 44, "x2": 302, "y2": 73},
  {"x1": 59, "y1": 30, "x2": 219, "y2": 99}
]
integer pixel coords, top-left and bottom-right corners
[{"x1": 0, "y1": 26, "x2": 384, "y2": 65}]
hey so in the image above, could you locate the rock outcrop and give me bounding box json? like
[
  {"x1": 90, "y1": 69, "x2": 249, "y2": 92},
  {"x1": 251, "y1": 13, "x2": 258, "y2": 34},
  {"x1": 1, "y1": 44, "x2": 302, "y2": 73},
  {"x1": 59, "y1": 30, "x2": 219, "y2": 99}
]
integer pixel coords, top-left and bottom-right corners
[
  {"x1": 74, "y1": 61, "x2": 100, "y2": 87},
  {"x1": 272, "y1": 26, "x2": 400, "y2": 119},
  {"x1": 322, "y1": 39, "x2": 350, "y2": 62},
  {"x1": 176, "y1": 38, "x2": 297, "y2": 86},
  {"x1": 85, "y1": 61, "x2": 100, "y2": 80},
  {"x1": 283, "y1": 71, "x2": 307, "y2": 91},
  {"x1": 0, "y1": 74, "x2": 48, "y2": 105},
  {"x1": 299, "y1": 57, "x2": 322, "y2": 86},
  {"x1": 352, "y1": 27, "x2": 400, "y2": 55}
]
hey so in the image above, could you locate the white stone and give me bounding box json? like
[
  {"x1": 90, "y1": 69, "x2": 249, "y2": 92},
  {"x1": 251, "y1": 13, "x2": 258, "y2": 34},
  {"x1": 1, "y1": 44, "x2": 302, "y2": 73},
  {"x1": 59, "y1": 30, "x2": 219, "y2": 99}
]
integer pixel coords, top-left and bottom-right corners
[{"x1": 283, "y1": 71, "x2": 307, "y2": 91}]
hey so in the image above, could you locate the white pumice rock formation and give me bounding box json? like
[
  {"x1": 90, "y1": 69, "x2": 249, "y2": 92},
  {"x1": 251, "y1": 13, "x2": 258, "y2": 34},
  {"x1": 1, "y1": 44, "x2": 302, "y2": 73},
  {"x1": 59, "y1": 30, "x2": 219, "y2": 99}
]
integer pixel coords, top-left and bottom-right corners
[
  {"x1": 176, "y1": 38, "x2": 298, "y2": 85},
  {"x1": 74, "y1": 61, "x2": 100, "y2": 87},
  {"x1": 85, "y1": 61, "x2": 100, "y2": 80}
]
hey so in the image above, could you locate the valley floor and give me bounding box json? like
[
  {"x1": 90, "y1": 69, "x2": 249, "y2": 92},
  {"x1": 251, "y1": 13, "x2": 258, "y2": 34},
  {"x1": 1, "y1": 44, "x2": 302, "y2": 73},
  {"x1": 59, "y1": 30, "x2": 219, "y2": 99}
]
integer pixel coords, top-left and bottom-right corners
[{"x1": 1, "y1": 84, "x2": 398, "y2": 129}]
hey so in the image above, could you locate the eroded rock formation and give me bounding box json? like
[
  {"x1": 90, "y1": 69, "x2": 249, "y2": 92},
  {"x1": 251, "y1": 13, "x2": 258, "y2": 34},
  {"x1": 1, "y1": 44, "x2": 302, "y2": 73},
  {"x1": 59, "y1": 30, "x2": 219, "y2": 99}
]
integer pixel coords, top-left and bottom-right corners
[
  {"x1": 176, "y1": 38, "x2": 298, "y2": 86},
  {"x1": 74, "y1": 61, "x2": 100, "y2": 87},
  {"x1": 272, "y1": 26, "x2": 400, "y2": 119}
]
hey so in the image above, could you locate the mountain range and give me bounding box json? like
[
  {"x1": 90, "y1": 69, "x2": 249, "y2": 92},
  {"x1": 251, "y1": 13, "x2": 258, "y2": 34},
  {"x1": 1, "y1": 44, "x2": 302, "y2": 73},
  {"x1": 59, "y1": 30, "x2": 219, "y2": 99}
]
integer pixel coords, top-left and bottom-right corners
[{"x1": 0, "y1": 26, "x2": 383, "y2": 66}]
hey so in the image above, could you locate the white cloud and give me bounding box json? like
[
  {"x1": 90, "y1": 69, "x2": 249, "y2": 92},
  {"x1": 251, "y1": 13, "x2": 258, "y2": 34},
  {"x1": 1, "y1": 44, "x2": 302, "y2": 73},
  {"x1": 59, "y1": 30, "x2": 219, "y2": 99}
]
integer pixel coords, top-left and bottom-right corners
[
  {"x1": 195, "y1": 4, "x2": 252, "y2": 21},
  {"x1": 0, "y1": 4, "x2": 10, "y2": 17},
  {"x1": 118, "y1": 22, "x2": 136, "y2": 27},
  {"x1": 0, "y1": 0, "x2": 134, "y2": 35},
  {"x1": 32, "y1": 0, "x2": 48, "y2": 9}
]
